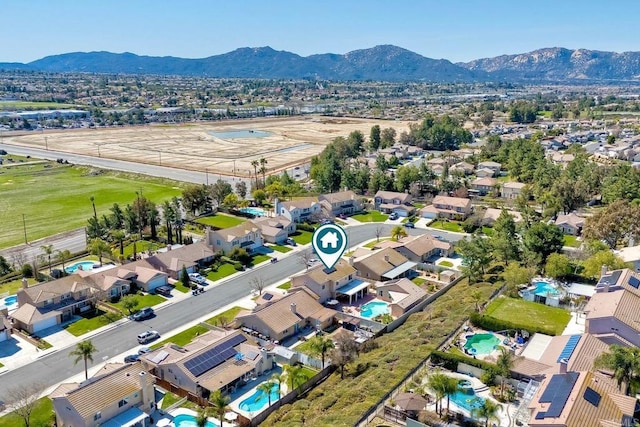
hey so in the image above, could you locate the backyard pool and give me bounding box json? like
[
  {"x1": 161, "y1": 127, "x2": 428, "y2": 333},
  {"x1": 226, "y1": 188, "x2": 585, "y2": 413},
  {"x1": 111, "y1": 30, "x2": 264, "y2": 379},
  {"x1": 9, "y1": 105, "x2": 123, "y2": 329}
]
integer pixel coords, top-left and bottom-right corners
[
  {"x1": 532, "y1": 280, "x2": 561, "y2": 297},
  {"x1": 463, "y1": 333, "x2": 501, "y2": 355},
  {"x1": 65, "y1": 261, "x2": 97, "y2": 273},
  {"x1": 172, "y1": 413, "x2": 218, "y2": 427},
  {"x1": 239, "y1": 383, "x2": 279, "y2": 412},
  {"x1": 239, "y1": 207, "x2": 266, "y2": 217},
  {"x1": 359, "y1": 301, "x2": 390, "y2": 319},
  {"x1": 451, "y1": 388, "x2": 485, "y2": 412},
  {"x1": 2, "y1": 295, "x2": 17, "y2": 307}
]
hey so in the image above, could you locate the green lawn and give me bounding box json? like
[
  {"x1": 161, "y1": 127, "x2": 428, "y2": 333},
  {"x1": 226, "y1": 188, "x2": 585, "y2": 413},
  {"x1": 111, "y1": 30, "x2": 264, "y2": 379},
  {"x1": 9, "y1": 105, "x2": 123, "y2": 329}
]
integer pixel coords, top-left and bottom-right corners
[
  {"x1": 205, "y1": 306, "x2": 244, "y2": 326},
  {"x1": 269, "y1": 244, "x2": 293, "y2": 253},
  {"x1": 352, "y1": 211, "x2": 389, "y2": 223},
  {"x1": 563, "y1": 235, "x2": 580, "y2": 247},
  {"x1": 482, "y1": 226, "x2": 494, "y2": 237},
  {"x1": 121, "y1": 240, "x2": 157, "y2": 259},
  {"x1": 0, "y1": 161, "x2": 184, "y2": 248},
  {"x1": 173, "y1": 281, "x2": 191, "y2": 293},
  {"x1": 429, "y1": 220, "x2": 464, "y2": 233},
  {"x1": 411, "y1": 277, "x2": 427, "y2": 285},
  {"x1": 0, "y1": 277, "x2": 37, "y2": 295},
  {"x1": 277, "y1": 281, "x2": 292, "y2": 290},
  {"x1": 109, "y1": 293, "x2": 166, "y2": 314},
  {"x1": 438, "y1": 260, "x2": 454, "y2": 267},
  {"x1": 207, "y1": 263, "x2": 237, "y2": 281},
  {"x1": 251, "y1": 254, "x2": 271, "y2": 266},
  {"x1": 0, "y1": 397, "x2": 54, "y2": 427},
  {"x1": 196, "y1": 214, "x2": 245, "y2": 229},
  {"x1": 484, "y1": 296, "x2": 571, "y2": 335},
  {"x1": 161, "y1": 391, "x2": 199, "y2": 411},
  {"x1": 364, "y1": 237, "x2": 391, "y2": 248},
  {"x1": 0, "y1": 101, "x2": 77, "y2": 110},
  {"x1": 291, "y1": 230, "x2": 313, "y2": 245},
  {"x1": 64, "y1": 309, "x2": 123, "y2": 336},
  {"x1": 151, "y1": 324, "x2": 209, "y2": 349}
]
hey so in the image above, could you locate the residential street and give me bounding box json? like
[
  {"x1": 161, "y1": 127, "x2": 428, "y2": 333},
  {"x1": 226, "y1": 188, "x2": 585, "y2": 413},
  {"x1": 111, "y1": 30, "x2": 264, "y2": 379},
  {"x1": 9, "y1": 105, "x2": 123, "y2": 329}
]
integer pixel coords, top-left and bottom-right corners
[{"x1": 0, "y1": 223, "x2": 463, "y2": 398}]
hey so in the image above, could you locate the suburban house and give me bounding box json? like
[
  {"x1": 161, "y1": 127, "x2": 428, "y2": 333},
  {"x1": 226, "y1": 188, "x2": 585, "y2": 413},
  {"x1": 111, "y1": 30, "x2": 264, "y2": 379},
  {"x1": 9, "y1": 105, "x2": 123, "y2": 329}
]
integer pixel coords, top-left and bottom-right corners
[
  {"x1": 527, "y1": 371, "x2": 636, "y2": 427},
  {"x1": 140, "y1": 329, "x2": 273, "y2": 397},
  {"x1": 375, "y1": 278, "x2": 427, "y2": 317},
  {"x1": 615, "y1": 245, "x2": 640, "y2": 271},
  {"x1": 474, "y1": 168, "x2": 496, "y2": 178},
  {"x1": 476, "y1": 161, "x2": 501, "y2": 176},
  {"x1": 374, "y1": 190, "x2": 414, "y2": 216},
  {"x1": 387, "y1": 234, "x2": 452, "y2": 263},
  {"x1": 354, "y1": 248, "x2": 416, "y2": 282},
  {"x1": 51, "y1": 363, "x2": 156, "y2": 427},
  {"x1": 420, "y1": 196, "x2": 472, "y2": 220},
  {"x1": 501, "y1": 182, "x2": 527, "y2": 199},
  {"x1": 482, "y1": 208, "x2": 523, "y2": 227},
  {"x1": 206, "y1": 222, "x2": 263, "y2": 254},
  {"x1": 470, "y1": 177, "x2": 497, "y2": 196},
  {"x1": 235, "y1": 289, "x2": 336, "y2": 341},
  {"x1": 13, "y1": 276, "x2": 98, "y2": 333},
  {"x1": 290, "y1": 259, "x2": 370, "y2": 304},
  {"x1": 273, "y1": 197, "x2": 322, "y2": 223},
  {"x1": 318, "y1": 190, "x2": 362, "y2": 217},
  {"x1": 450, "y1": 161, "x2": 475, "y2": 175},
  {"x1": 116, "y1": 263, "x2": 169, "y2": 293},
  {"x1": 251, "y1": 215, "x2": 296, "y2": 244},
  {"x1": 584, "y1": 268, "x2": 640, "y2": 347},
  {"x1": 426, "y1": 157, "x2": 449, "y2": 167},
  {"x1": 555, "y1": 212, "x2": 585, "y2": 235},
  {"x1": 81, "y1": 269, "x2": 131, "y2": 300},
  {"x1": 144, "y1": 241, "x2": 216, "y2": 279}
]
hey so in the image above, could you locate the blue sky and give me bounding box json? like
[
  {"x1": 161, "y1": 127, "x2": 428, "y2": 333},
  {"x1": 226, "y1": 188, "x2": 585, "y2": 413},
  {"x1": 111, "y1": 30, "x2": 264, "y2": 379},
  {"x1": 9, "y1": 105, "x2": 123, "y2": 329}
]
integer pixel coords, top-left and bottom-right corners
[{"x1": 3, "y1": 0, "x2": 640, "y2": 63}]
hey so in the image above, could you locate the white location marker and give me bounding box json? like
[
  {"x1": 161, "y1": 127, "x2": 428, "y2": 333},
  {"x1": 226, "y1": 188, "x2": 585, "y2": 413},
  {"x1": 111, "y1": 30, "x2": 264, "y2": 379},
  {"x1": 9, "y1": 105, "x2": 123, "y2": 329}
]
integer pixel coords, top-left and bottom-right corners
[{"x1": 312, "y1": 223, "x2": 348, "y2": 270}]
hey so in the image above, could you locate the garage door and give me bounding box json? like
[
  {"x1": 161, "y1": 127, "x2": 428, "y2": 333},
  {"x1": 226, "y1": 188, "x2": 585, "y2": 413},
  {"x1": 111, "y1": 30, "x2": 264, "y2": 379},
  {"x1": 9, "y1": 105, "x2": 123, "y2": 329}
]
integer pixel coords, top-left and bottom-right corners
[{"x1": 33, "y1": 316, "x2": 59, "y2": 333}]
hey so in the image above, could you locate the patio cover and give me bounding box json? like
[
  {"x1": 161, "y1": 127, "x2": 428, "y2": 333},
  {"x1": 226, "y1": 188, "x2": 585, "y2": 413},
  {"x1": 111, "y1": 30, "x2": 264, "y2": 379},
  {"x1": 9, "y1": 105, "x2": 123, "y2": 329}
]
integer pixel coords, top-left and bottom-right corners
[
  {"x1": 102, "y1": 407, "x2": 149, "y2": 427},
  {"x1": 337, "y1": 279, "x2": 369, "y2": 296},
  {"x1": 382, "y1": 261, "x2": 418, "y2": 279}
]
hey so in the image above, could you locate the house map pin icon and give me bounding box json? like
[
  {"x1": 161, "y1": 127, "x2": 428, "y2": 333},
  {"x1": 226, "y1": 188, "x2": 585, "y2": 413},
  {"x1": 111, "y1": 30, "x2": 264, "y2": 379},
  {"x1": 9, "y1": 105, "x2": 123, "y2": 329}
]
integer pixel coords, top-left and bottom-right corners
[{"x1": 312, "y1": 223, "x2": 348, "y2": 270}]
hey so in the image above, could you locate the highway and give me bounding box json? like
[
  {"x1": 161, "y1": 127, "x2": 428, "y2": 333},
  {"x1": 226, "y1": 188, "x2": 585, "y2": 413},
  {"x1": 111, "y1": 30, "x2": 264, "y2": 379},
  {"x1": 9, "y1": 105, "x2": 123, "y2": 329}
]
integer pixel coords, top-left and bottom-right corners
[{"x1": 0, "y1": 223, "x2": 463, "y2": 398}]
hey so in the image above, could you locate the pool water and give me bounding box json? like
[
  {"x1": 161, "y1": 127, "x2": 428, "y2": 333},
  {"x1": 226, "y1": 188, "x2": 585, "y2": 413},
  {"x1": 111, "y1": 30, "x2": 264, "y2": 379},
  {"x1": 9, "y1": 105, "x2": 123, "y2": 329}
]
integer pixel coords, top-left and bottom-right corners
[
  {"x1": 464, "y1": 333, "x2": 501, "y2": 355},
  {"x1": 209, "y1": 129, "x2": 272, "y2": 139},
  {"x1": 533, "y1": 281, "x2": 560, "y2": 296},
  {"x1": 451, "y1": 388, "x2": 485, "y2": 412},
  {"x1": 239, "y1": 383, "x2": 279, "y2": 412},
  {"x1": 173, "y1": 414, "x2": 218, "y2": 427},
  {"x1": 65, "y1": 261, "x2": 96, "y2": 273},
  {"x1": 360, "y1": 301, "x2": 390, "y2": 319},
  {"x1": 3, "y1": 295, "x2": 17, "y2": 306},
  {"x1": 240, "y1": 207, "x2": 265, "y2": 217}
]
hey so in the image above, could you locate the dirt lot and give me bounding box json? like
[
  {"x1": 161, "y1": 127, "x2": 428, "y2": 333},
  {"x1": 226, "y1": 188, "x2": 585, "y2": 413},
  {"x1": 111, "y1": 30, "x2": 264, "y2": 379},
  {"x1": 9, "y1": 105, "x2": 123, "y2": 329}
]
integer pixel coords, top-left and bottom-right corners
[{"x1": 7, "y1": 116, "x2": 411, "y2": 177}]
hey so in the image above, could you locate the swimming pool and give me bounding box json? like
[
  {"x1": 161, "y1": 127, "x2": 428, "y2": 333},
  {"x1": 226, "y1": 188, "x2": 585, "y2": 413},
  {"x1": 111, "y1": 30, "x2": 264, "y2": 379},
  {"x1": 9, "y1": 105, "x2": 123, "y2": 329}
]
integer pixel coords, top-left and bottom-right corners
[
  {"x1": 360, "y1": 301, "x2": 390, "y2": 319},
  {"x1": 239, "y1": 383, "x2": 279, "y2": 412},
  {"x1": 65, "y1": 261, "x2": 97, "y2": 273},
  {"x1": 451, "y1": 388, "x2": 485, "y2": 412},
  {"x1": 463, "y1": 333, "x2": 501, "y2": 355},
  {"x1": 239, "y1": 207, "x2": 265, "y2": 217},
  {"x1": 173, "y1": 413, "x2": 218, "y2": 427},
  {"x1": 2, "y1": 295, "x2": 17, "y2": 306},
  {"x1": 533, "y1": 280, "x2": 560, "y2": 297}
]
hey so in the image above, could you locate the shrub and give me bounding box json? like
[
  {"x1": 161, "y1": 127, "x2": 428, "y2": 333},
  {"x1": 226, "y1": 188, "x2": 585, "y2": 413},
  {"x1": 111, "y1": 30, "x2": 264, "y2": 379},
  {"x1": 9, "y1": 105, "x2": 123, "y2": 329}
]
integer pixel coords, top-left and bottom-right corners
[
  {"x1": 431, "y1": 350, "x2": 495, "y2": 372},
  {"x1": 297, "y1": 223, "x2": 315, "y2": 232},
  {"x1": 234, "y1": 264, "x2": 245, "y2": 271},
  {"x1": 229, "y1": 248, "x2": 252, "y2": 265},
  {"x1": 21, "y1": 263, "x2": 33, "y2": 278}
]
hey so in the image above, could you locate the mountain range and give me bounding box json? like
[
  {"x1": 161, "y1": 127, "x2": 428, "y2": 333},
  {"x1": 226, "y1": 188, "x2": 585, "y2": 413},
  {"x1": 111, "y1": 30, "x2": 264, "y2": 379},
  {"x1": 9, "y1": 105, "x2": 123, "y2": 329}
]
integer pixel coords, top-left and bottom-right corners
[{"x1": 3, "y1": 45, "x2": 640, "y2": 83}]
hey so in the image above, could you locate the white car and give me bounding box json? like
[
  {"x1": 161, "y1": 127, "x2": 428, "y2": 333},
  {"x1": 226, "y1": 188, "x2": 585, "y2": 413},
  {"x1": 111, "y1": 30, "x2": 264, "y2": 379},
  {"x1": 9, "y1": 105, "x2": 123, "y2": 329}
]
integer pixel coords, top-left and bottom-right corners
[
  {"x1": 137, "y1": 330, "x2": 160, "y2": 344},
  {"x1": 188, "y1": 273, "x2": 206, "y2": 285}
]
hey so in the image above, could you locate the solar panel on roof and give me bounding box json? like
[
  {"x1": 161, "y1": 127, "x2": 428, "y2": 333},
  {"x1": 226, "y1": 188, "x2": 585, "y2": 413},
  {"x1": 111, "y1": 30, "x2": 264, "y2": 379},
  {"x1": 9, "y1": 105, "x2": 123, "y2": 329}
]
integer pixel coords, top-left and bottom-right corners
[
  {"x1": 629, "y1": 276, "x2": 640, "y2": 289},
  {"x1": 557, "y1": 335, "x2": 581, "y2": 363},
  {"x1": 185, "y1": 334, "x2": 247, "y2": 377},
  {"x1": 263, "y1": 293, "x2": 273, "y2": 301},
  {"x1": 584, "y1": 387, "x2": 601, "y2": 407},
  {"x1": 538, "y1": 372, "x2": 579, "y2": 418},
  {"x1": 151, "y1": 350, "x2": 169, "y2": 364},
  {"x1": 535, "y1": 412, "x2": 546, "y2": 420}
]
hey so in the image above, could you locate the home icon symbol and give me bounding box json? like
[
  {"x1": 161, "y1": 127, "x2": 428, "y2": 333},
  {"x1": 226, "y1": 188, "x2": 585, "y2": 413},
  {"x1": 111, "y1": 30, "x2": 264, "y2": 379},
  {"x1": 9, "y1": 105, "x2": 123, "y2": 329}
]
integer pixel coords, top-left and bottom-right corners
[{"x1": 320, "y1": 231, "x2": 339, "y2": 249}]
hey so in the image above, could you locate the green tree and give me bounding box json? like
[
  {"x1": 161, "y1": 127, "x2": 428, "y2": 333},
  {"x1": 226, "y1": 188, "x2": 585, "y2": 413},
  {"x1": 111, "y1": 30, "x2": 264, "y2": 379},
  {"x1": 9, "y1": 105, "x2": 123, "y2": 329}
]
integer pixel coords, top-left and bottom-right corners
[
  {"x1": 442, "y1": 375, "x2": 461, "y2": 413},
  {"x1": 40, "y1": 244, "x2": 54, "y2": 274},
  {"x1": 54, "y1": 249, "x2": 71, "y2": 274},
  {"x1": 162, "y1": 200, "x2": 176, "y2": 245},
  {"x1": 251, "y1": 159, "x2": 260, "y2": 188},
  {"x1": 426, "y1": 370, "x2": 447, "y2": 416},
  {"x1": 522, "y1": 222, "x2": 564, "y2": 266},
  {"x1": 257, "y1": 380, "x2": 276, "y2": 407},
  {"x1": 70, "y1": 340, "x2": 98, "y2": 380},
  {"x1": 495, "y1": 347, "x2": 515, "y2": 399},
  {"x1": 502, "y1": 263, "x2": 535, "y2": 296},
  {"x1": 195, "y1": 406, "x2": 210, "y2": 427},
  {"x1": 306, "y1": 335, "x2": 335, "y2": 368},
  {"x1": 369, "y1": 125, "x2": 381, "y2": 151},
  {"x1": 252, "y1": 189, "x2": 267, "y2": 206},
  {"x1": 491, "y1": 210, "x2": 520, "y2": 265},
  {"x1": 380, "y1": 127, "x2": 396, "y2": 148},
  {"x1": 209, "y1": 390, "x2": 230, "y2": 427},
  {"x1": 545, "y1": 253, "x2": 572, "y2": 279},
  {"x1": 259, "y1": 157, "x2": 268, "y2": 185},
  {"x1": 472, "y1": 399, "x2": 503, "y2": 427},
  {"x1": 89, "y1": 238, "x2": 111, "y2": 266},
  {"x1": 182, "y1": 184, "x2": 210, "y2": 216},
  {"x1": 120, "y1": 294, "x2": 139, "y2": 315},
  {"x1": 271, "y1": 373, "x2": 285, "y2": 401},
  {"x1": 284, "y1": 364, "x2": 309, "y2": 392},
  {"x1": 235, "y1": 181, "x2": 248, "y2": 199},
  {"x1": 110, "y1": 229, "x2": 126, "y2": 256},
  {"x1": 583, "y1": 200, "x2": 640, "y2": 249},
  {"x1": 210, "y1": 179, "x2": 233, "y2": 208},
  {"x1": 457, "y1": 233, "x2": 493, "y2": 282},
  {"x1": 582, "y1": 251, "x2": 629, "y2": 279},
  {"x1": 222, "y1": 193, "x2": 240, "y2": 209},
  {"x1": 181, "y1": 265, "x2": 191, "y2": 288},
  {"x1": 147, "y1": 202, "x2": 160, "y2": 241},
  {"x1": 391, "y1": 225, "x2": 407, "y2": 241},
  {"x1": 595, "y1": 345, "x2": 640, "y2": 395}
]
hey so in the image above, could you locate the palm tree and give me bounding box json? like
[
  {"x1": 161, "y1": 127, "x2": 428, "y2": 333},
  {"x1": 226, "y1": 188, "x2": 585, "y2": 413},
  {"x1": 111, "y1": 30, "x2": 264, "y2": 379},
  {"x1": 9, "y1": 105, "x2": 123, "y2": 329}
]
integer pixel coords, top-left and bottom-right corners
[
  {"x1": 595, "y1": 345, "x2": 640, "y2": 395},
  {"x1": 89, "y1": 196, "x2": 97, "y2": 221},
  {"x1": 426, "y1": 371, "x2": 447, "y2": 416},
  {"x1": 259, "y1": 157, "x2": 268, "y2": 185},
  {"x1": 110, "y1": 229, "x2": 126, "y2": 256},
  {"x1": 471, "y1": 399, "x2": 503, "y2": 427},
  {"x1": 89, "y1": 238, "x2": 110, "y2": 267},
  {"x1": 495, "y1": 347, "x2": 516, "y2": 399},
  {"x1": 70, "y1": 340, "x2": 97, "y2": 380},
  {"x1": 471, "y1": 289, "x2": 483, "y2": 312},
  {"x1": 40, "y1": 244, "x2": 54, "y2": 274},
  {"x1": 256, "y1": 379, "x2": 276, "y2": 407},
  {"x1": 284, "y1": 364, "x2": 308, "y2": 392},
  {"x1": 271, "y1": 373, "x2": 285, "y2": 400},
  {"x1": 147, "y1": 202, "x2": 160, "y2": 241},
  {"x1": 208, "y1": 390, "x2": 230, "y2": 427},
  {"x1": 442, "y1": 376, "x2": 461, "y2": 413},
  {"x1": 55, "y1": 249, "x2": 71, "y2": 274},
  {"x1": 251, "y1": 159, "x2": 260, "y2": 188},
  {"x1": 195, "y1": 406, "x2": 209, "y2": 427},
  {"x1": 162, "y1": 200, "x2": 175, "y2": 245},
  {"x1": 307, "y1": 335, "x2": 335, "y2": 368},
  {"x1": 391, "y1": 225, "x2": 407, "y2": 241}
]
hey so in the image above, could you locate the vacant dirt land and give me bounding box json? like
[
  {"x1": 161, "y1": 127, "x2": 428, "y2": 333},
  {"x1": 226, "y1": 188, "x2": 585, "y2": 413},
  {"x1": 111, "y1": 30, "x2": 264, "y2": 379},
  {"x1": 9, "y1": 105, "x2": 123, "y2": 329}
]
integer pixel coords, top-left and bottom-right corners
[{"x1": 7, "y1": 117, "x2": 411, "y2": 177}]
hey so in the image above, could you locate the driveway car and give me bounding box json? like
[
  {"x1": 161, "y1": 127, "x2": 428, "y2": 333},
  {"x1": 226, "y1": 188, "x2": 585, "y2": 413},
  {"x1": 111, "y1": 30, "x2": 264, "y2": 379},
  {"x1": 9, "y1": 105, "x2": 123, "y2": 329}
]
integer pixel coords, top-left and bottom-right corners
[
  {"x1": 285, "y1": 238, "x2": 297, "y2": 246},
  {"x1": 137, "y1": 330, "x2": 160, "y2": 344},
  {"x1": 189, "y1": 273, "x2": 206, "y2": 285},
  {"x1": 138, "y1": 346, "x2": 152, "y2": 355},
  {"x1": 154, "y1": 285, "x2": 173, "y2": 296},
  {"x1": 404, "y1": 221, "x2": 415, "y2": 228},
  {"x1": 124, "y1": 354, "x2": 140, "y2": 363},
  {"x1": 388, "y1": 212, "x2": 398, "y2": 220},
  {"x1": 132, "y1": 307, "x2": 154, "y2": 321}
]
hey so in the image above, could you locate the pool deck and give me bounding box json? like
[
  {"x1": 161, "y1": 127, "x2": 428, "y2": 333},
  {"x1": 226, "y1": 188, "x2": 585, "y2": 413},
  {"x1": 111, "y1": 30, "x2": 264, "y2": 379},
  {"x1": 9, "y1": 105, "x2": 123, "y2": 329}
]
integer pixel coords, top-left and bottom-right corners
[
  {"x1": 228, "y1": 365, "x2": 284, "y2": 420},
  {"x1": 456, "y1": 329, "x2": 512, "y2": 362}
]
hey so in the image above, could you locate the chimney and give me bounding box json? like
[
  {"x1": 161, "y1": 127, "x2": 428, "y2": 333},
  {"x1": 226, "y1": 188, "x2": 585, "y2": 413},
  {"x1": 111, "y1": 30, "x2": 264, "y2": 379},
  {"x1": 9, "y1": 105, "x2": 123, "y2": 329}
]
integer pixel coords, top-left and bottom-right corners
[
  {"x1": 274, "y1": 197, "x2": 280, "y2": 214},
  {"x1": 559, "y1": 359, "x2": 568, "y2": 374},
  {"x1": 290, "y1": 303, "x2": 297, "y2": 314},
  {"x1": 138, "y1": 371, "x2": 153, "y2": 409},
  {"x1": 22, "y1": 278, "x2": 28, "y2": 289},
  {"x1": 601, "y1": 265, "x2": 608, "y2": 278},
  {"x1": 348, "y1": 256, "x2": 354, "y2": 266}
]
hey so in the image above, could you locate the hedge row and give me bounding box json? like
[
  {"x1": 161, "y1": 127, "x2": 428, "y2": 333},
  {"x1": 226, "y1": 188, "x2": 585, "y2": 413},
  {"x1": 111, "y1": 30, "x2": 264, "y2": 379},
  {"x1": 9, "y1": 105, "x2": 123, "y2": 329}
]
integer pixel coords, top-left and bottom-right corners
[
  {"x1": 431, "y1": 350, "x2": 496, "y2": 372},
  {"x1": 297, "y1": 223, "x2": 316, "y2": 232},
  {"x1": 469, "y1": 312, "x2": 556, "y2": 336}
]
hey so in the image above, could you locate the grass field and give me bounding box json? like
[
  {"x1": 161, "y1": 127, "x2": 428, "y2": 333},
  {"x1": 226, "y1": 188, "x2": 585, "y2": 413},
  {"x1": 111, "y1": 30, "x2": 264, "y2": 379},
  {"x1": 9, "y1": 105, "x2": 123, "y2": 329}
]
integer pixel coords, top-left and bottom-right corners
[
  {"x1": 109, "y1": 293, "x2": 166, "y2": 314},
  {"x1": 0, "y1": 397, "x2": 53, "y2": 427},
  {"x1": 205, "y1": 306, "x2": 244, "y2": 326},
  {"x1": 563, "y1": 235, "x2": 580, "y2": 247},
  {"x1": 64, "y1": 309, "x2": 122, "y2": 336},
  {"x1": 161, "y1": 391, "x2": 199, "y2": 411},
  {"x1": 429, "y1": 220, "x2": 464, "y2": 233},
  {"x1": 0, "y1": 277, "x2": 37, "y2": 295},
  {"x1": 121, "y1": 240, "x2": 157, "y2": 259},
  {"x1": 277, "y1": 281, "x2": 291, "y2": 290},
  {"x1": 269, "y1": 244, "x2": 293, "y2": 253},
  {"x1": 352, "y1": 211, "x2": 388, "y2": 223},
  {"x1": 291, "y1": 230, "x2": 313, "y2": 245},
  {"x1": 0, "y1": 101, "x2": 77, "y2": 110},
  {"x1": 151, "y1": 324, "x2": 209, "y2": 349},
  {"x1": 484, "y1": 296, "x2": 571, "y2": 335},
  {"x1": 411, "y1": 277, "x2": 427, "y2": 285},
  {"x1": 196, "y1": 214, "x2": 245, "y2": 229},
  {"x1": 438, "y1": 260, "x2": 454, "y2": 267},
  {"x1": 207, "y1": 263, "x2": 237, "y2": 281},
  {"x1": 251, "y1": 254, "x2": 271, "y2": 266},
  {"x1": 0, "y1": 160, "x2": 184, "y2": 248}
]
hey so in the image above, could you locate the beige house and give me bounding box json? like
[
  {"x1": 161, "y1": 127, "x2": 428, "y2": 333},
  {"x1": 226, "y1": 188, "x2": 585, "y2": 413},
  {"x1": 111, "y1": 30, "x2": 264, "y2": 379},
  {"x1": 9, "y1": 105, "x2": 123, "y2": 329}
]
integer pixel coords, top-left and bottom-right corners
[
  {"x1": 450, "y1": 161, "x2": 474, "y2": 175},
  {"x1": 274, "y1": 197, "x2": 322, "y2": 223},
  {"x1": 476, "y1": 161, "x2": 501, "y2": 175},
  {"x1": 501, "y1": 181, "x2": 526, "y2": 199},
  {"x1": 51, "y1": 363, "x2": 155, "y2": 427},
  {"x1": 420, "y1": 195, "x2": 472, "y2": 220},
  {"x1": 236, "y1": 290, "x2": 336, "y2": 341},
  {"x1": 374, "y1": 190, "x2": 413, "y2": 212},
  {"x1": 475, "y1": 168, "x2": 496, "y2": 178},
  {"x1": 470, "y1": 177, "x2": 497, "y2": 196},
  {"x1": 482, "y1": 208, "x2": 523, "y2": 226},
  {"x1": 354, "y1": 248, "x2": 416, "y2": 282},
  {"x1": 375, "y1": 278, "x2": 427, "y2": 317},
  {"x1": 555, "y1": 212, "x2": 584, "y2": 235},
  {"x1": 290, "y1": 259, "x2": 361, "y2": 303},
  {"x1": 141, "y1": 329, "x2": 272, "y2": 396},
  {"x1": 206, "y1": 222, "x2": 263, "y2": 253},
  {"x1": 318, "y1": 190, "x2": 362, "y2": 217},
  {"x1": 390, "y1": 234, "x2": 452, "y2": 263},
  {"x1": 145, "y1": 241, "x2": 216, "y2": 279},
  {"x1": 251, "y1": 215, "x2": 296, "y2": 244}
]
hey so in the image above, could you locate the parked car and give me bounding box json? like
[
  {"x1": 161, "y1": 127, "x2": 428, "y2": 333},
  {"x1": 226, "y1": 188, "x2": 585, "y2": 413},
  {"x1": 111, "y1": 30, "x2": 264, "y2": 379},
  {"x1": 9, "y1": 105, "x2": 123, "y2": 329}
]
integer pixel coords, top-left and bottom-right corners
[
  {"x1": 285, "y1": 238, "x2": 297, "y2": 246},
  {"x1": 124, "y1": 354, "x2": 140, "y2": 363},
  {"x1": 154, "y1": 285, "x2": 173, "y2": 296},
  {"x1": 404, "y1": 221, "x2": 415, "y2": 228},
  {"x1": 189, "y1": 272, "x2": 207, "y2": 285},
  {"x1": 338, "y1": 213, "x2": 347, "y2": 219},
  {"x1": 132, "y1": 307, "x2": 154, "y2": 321},
  {"x1": 138, "y1": 346, "x2": 152, "y2": 355},
  {"x1": 137, "y1": 330, "x2": 160, "y2": 344},
  {"x1": 320, "y1": 219, "x2": 334, "y2": 225},
  {"x1": 388, "y1": 212, "x2": 398, "y2": 220}
]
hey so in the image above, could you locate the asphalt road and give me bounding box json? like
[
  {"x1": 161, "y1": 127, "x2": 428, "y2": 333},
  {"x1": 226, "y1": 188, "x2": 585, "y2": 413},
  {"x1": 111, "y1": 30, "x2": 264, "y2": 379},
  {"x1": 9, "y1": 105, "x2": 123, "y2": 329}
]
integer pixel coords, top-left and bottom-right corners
[
  {"x1": 0, "y1": 223, "x2": 463, "y2": 398},
  {"x1": 0, "y1": 228, "x2": 87, "y2": 264}
]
